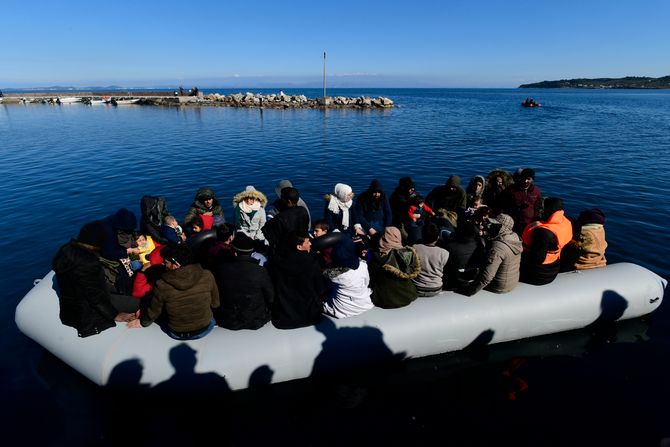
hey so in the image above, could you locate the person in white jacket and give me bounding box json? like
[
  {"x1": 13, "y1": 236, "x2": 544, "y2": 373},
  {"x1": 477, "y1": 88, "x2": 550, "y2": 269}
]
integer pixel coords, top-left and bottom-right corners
[{"x1": 322, "y1": 237, "x2": 373, "y2": 318}]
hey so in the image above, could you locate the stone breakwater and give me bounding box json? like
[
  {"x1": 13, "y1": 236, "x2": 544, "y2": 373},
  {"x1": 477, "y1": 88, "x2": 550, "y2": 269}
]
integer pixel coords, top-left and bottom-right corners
[{"x1": 1, "y1": 91, "x2": 394, "y2": 109}]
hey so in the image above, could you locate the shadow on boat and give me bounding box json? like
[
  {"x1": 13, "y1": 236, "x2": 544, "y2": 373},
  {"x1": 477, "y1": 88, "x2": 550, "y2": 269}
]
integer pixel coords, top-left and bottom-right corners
[{"x1": 22, "y1": 285, "x2": 670, "y2": 445}]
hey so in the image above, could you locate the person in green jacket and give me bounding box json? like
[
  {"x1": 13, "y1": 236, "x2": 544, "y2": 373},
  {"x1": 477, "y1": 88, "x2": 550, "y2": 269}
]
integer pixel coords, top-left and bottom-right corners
[{"x1": 369, "y1": 226, "x2": 421, "y2": 309}]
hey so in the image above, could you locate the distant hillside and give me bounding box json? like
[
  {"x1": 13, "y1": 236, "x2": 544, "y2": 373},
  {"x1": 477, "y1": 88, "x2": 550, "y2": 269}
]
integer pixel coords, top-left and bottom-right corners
[{"x1": 520, "y1": 76, "x2": 670, "y2": 89}]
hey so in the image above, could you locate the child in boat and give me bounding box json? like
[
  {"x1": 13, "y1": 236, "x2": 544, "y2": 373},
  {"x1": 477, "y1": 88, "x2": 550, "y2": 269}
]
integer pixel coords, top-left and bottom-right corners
[
  {"x1": 161, "y1": 215, "x2": 186, "y2": 244},
  {"x1": 131, "y1": 233, "x2": 156, "y2": 271},
  {"x1": 406, "y1": 194, "x2": 435, "y2": 244},
  {"x1": 312, "y1": 219, "x2": 333, "y2": 269},
  {"x1": 189, "y1": 216, "x2": 205, "y2": 235}
]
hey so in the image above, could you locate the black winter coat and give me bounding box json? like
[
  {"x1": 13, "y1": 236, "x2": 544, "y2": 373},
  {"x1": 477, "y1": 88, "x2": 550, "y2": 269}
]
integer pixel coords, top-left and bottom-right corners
[
  {"x1": 268, "y1": 251, "x2": 327, "y2": 329},
  {"x1": 53, "y1": 241, "x2": 118, "y2": 337},
  {"x1": 215, "y1": 256, "x2": 274, "y2": 330}
]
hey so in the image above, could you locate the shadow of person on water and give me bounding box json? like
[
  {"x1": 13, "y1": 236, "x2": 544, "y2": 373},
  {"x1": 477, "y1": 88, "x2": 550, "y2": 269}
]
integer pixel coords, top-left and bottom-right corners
[{"x1": 309, "y1": 317, "x2": 406, "y2": 409}]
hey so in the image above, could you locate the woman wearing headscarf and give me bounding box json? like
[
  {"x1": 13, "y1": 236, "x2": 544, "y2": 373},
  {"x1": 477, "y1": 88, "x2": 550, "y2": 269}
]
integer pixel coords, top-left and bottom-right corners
[
  {"x1": 323, "y1": 183, "x2": 360, "y2": 235},
  {"x1": 232, "y1": 185, "x2": 268, "y2": 241},
  {"x1": 368, "y1": 227, "x2": 421, "y2": 309},
  {"x1": 322, "y1": 237, "x2": 373, "y2": 318}
]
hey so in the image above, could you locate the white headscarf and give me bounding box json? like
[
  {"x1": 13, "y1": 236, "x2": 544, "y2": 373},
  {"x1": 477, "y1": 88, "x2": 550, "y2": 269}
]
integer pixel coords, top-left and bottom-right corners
[{"x1": 327, "y1": 183, "x2": 353, "y2": 229}]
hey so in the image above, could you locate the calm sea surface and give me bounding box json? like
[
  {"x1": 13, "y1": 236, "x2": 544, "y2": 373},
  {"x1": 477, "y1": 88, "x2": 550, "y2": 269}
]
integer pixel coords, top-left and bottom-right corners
[{"x1": 2, "y1": 88, "x2": 670, "y2": 445}]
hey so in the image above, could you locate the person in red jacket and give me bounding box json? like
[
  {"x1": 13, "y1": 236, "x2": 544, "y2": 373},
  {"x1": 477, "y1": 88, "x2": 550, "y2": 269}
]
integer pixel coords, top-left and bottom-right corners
[{"x1": 503, "y1": 168, "x2": 542, "y2": 235}]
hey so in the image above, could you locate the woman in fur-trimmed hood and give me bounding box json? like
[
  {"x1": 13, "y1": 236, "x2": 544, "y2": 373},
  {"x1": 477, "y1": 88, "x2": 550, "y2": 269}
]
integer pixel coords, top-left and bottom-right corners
[
  {"x1": 368, "y1": 226, "x2": 421, "y2": 309},
  {"x1": 232, "y1": 185, "x2": 268, "y2": 241}
]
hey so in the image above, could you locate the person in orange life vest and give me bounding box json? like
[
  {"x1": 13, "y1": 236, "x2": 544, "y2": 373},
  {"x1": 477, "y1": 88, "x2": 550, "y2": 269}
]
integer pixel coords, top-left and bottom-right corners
[{"x1": 520, "y1": 197, "x2": 573, "y2": 285}]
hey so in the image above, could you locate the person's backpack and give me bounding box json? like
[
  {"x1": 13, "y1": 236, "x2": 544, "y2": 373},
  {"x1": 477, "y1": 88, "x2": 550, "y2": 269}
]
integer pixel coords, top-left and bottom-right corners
[{"x1": 140, "y1": 195, "x2": 169, "y2": 244}]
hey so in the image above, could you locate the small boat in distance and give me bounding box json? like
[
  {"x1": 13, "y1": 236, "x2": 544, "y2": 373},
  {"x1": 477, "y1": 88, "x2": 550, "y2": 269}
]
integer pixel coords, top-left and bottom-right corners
[
  {"x1": 111, "y1": 98, "x2": 140, "y2": 106},
  {"x1": 521, "y1": 97, "x2": 542, "y2": 107},
  {"x1": 57, "y1": 97, "x2": 81, "y2": 104}
]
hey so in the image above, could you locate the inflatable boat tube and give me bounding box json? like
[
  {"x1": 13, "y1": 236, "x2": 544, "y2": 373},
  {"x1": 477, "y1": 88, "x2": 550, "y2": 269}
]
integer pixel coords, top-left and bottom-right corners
[
  {"x1": 15, "y1": 263, "x2": 666, "y2": 391},
  {"x1": 311, "y1": 230, "x2": 349, "y2": 251}
]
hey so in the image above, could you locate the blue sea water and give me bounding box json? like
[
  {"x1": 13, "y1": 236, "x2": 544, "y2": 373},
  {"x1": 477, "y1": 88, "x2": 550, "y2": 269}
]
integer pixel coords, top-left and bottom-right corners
[{"x1": 2, "y1": 88, "x2": 670, "y2": 445}]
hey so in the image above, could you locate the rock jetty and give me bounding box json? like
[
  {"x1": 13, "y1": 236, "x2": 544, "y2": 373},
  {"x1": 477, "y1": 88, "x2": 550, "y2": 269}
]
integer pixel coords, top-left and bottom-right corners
[{"x1": 1, "y1": 91, "x2": 394, "y2": 109}]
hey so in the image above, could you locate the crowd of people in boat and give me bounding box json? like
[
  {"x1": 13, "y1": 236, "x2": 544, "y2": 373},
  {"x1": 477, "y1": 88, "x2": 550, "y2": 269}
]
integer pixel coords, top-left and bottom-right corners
[{"x1": 52, "y1": 168, "x2": 607, "y2": 339}]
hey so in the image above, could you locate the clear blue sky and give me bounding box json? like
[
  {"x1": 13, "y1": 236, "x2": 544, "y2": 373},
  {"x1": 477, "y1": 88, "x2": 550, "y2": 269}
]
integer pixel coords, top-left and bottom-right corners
[{"x1": 2, "y1": 0, "x2": 669, "y2": 88}]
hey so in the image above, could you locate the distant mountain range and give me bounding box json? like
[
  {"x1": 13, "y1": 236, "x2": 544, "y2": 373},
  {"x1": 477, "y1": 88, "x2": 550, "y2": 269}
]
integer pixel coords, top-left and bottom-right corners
[{"x1": 520, "y1": 76, "x2": 670, "y2": 89}]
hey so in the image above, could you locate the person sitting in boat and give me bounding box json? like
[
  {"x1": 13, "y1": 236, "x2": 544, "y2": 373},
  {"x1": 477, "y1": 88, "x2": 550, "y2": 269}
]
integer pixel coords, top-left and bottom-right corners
[
  {"x1": 267, "y1": 230, "x2": 328, "y2": 329},
  {"x1": 262, "y1": 186, "x2": 310, "y2": 257},
  {"x1": 561, "y1": 208, "x2": 607, "y2": 271},
  {"x1": 324, "y1": 183, "x2": 361, "y2": 236},
  {"x1": 214, "y1": 233, "x2": 274, "y2": 330},
  {"x1": 458, "y1": 213, "x2": 522, "y2": 296},
  {"x1": 322, "y1": 236, "x2": 373, "y2": 318},
  {"x1": 502, "y1": 168, "x2": 542, "y2": 235},
  {"x1": 354, "y1": 179, "x2": 393, "y2": 240},
  {"x1": 205, "y1": 223, "x2": 236, "y2": 268},
  {"x1": 426, "y1": 175, "x2": 468, "y2": 219},
  {"x1": 312, "y1": 219, "x2": 334, "y2": 269},
  {"x1": 466, "y1": 175, "x2": 486, "y2": 205},
  {"x1": 131, "y1": 247, "x2": 166, "y2": 301},
  {"x1": 128, "y1": 244, "x2": 220, "y2": 340},
  {"x1": 53, "y1": 221, "x2": 138, "y2": 338},
  {"x1": 161, "y1": 215, "x2": 186, "y2": 244},
  {"x1": 520, "y1": 197, "x2": 573, "y2": 285},
  {"x1": 184, "y1": 186, "x2": 225, "y2": 231},
  {"x1": 389, "y1": 176, "x2": 418, "y2": 229},
  {"x1": 99, "y1": 208, "x2": 141, "y2": 295},
  {"x1": 130, "y1": 232, "x2": 156, "y2": 271},
  {"x1": 189, "y1": 215, "x2": 205, "y2": 235},
  {"x1": 369, "y1": 226, "x2": 421, "y2": 309},
  {"x1": 267, "y1": 179, "x2": 311, "y2": 228},
  {"x1": 483, "y1": 168, "x2": 514, "y2": 215},
  {"x1": 405, "y1": 193, "x2": 436, "y2": 245},
  {"x1": 412, "y1": 222, "x2": 450, "y2": 297},
  {"x1": 443, "y1": 218, "x2": 486, "y2": 290},
  {"x1": 232, "y1": 185, "x2": 268, "y2": 242}
]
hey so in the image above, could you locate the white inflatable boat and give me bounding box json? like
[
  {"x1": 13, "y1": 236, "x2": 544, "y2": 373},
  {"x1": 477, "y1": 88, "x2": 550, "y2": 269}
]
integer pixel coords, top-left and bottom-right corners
[{"x1": 15, "y1": 263, "x2": 666, "y2": 391}]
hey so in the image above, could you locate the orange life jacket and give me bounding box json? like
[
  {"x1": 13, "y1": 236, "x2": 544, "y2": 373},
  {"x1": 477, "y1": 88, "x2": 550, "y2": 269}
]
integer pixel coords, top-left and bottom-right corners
[{"x1": 522, "y1": 210, "x2": 573, "y2": 264}]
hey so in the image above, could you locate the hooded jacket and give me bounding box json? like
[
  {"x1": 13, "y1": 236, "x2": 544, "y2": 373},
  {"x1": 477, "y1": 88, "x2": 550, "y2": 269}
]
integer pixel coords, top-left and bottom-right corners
[
  {"x1": 53, "y1": 241, "x2": 118, "y2": 337},
  {"x1": 354, "y1": 179, "x2": 393, "y2": 233},
  {"x1": 141, "y1": 263, "x2": 219, "y2": 333},
  {"x1": 426, "y1": 175, "x2": 467, "y2": 214},
  {"x1": 100, "y1": 208, "x2": 137, "y2": 260},
  {"x1": 462, "y1": 214, "x2": 522, "y2": 295},
  {"x1": 184, "y1": 187, "x2": 225, "y2": 227},
  {"x1": 369, "y1": 246, "x2": 421, "y2": 309},
  {"x1": 232, "y1": 186, "x2": 268, "y2": 240}
]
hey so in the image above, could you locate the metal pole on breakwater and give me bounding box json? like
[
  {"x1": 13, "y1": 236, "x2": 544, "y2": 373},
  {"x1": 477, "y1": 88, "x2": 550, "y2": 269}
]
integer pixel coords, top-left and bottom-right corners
[{"x1": 323, "y1": 51, "x2": 327, "y2": 105}]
